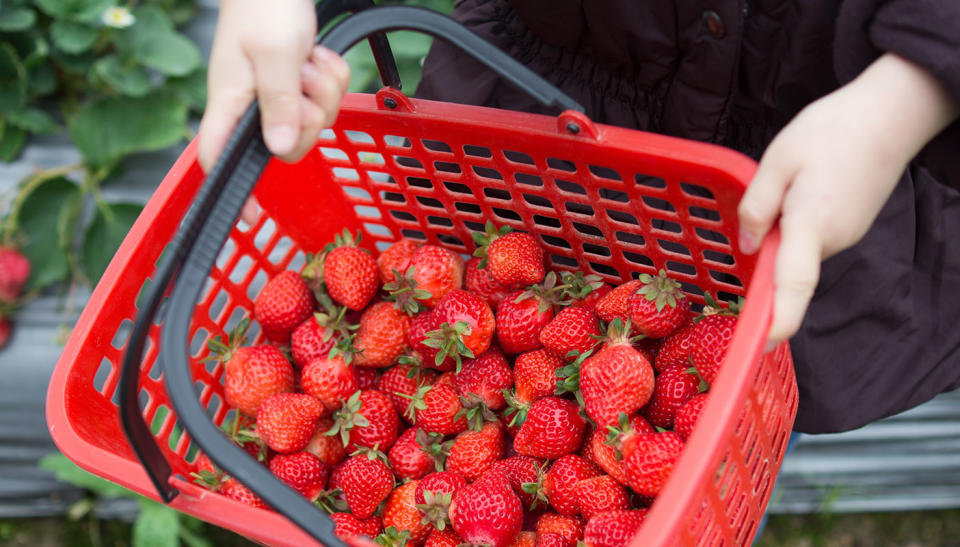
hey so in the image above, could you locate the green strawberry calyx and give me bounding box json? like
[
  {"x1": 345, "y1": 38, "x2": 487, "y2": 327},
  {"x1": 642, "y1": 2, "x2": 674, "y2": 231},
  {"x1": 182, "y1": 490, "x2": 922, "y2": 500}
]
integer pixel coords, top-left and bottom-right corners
[
  {"x1": 375, "y1": 526, "x2": 411, "y2": 547},
  {"x1": 327, "y1": 333, "x2": 361, "y2": 366},
  {"x1": 314, "y1": 488, "x2": 349, "y2": 514},
  {"x1": 502, "y1": 388, "x2": 530, "y2": 428},
  {"x1": 415, "y1": 429, "x2": 453, "y2": 471},
  {"x1": 350, "y1": 444, "x2": 389, "y2": 464},
  {"x1": 698, "y1": 290, "x2": 742, "y2": 319},
  {"x1": 604, "y1": 412, "x2": 635, "y2": 461},
  {"x1": 514, "y1": 271, "x2": 568, "y2": 314},
  {"x1": 415, "y1": 489, "x2": 454, "y2": 530},
  {"x1": 471, "y1": 220, "x2": 513, "y2": 269},
  {"x1": 397, "y1": 384, "x2": 431, "y2": 422},
  {"x1": 325, "y1": 390, "x2": 369, "y2": 447},
  {"x1": 636, "y1": 269, "x2": 686, "y2": 312},
  {"x1": 520, "y1": 460, "x2": 550, "y2": 511},
  {"x1": 455, "y1": 394, "x2": 499, "y2": 431},
  {"x1": 554, "y1": 348, "x2": 592, "y2": 408},
  {"x1": 558, "y1": 271, "x2": 605, "y2": 304},
  {"x1": 422, "y1": 320, "x2": 475, "y2": 372},
  {"x1": 384, "y1": 266, "x2": 433, "y2": 316},
  {"x1": 206, "y1": 317, "x2": 250, "y2": 364},
  {"x1": 686, "y1": 361, "x2": 711, "y2": 393},
  {"x1": 190, "y1": 469, "x2": 222, "y2": 490}
]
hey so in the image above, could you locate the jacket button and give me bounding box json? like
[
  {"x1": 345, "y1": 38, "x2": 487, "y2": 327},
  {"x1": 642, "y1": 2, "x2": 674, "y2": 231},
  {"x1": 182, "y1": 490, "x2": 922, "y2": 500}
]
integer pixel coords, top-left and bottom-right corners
[{"x1": 703, "y1": 10, "x2": 725, "y2": 39}]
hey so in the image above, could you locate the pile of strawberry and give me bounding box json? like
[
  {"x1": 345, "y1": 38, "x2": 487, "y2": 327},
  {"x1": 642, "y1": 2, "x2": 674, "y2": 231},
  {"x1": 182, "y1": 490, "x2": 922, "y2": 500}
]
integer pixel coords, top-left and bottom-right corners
[
  {"x1": 0, "y1": 245, "x2": 30, "y2": 348},
  {"x1": 192, "y1": 223, "x2": 740, "y2": 547}
]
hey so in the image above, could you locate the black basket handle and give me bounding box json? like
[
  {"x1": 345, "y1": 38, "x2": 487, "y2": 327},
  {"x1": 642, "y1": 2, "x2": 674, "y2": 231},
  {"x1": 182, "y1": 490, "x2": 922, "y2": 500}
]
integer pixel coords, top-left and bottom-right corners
[{"x1": 120, "y1": 6, "x2": 584, "y2": 546}]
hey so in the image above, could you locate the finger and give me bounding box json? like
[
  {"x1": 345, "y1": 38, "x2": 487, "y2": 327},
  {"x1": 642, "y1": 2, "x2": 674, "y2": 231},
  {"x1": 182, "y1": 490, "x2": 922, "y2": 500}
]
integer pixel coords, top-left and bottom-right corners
[
  {"x1": 738, "y1": 145, "x2": 797, "y2": 254},
  {"x1": 276, "y1": 97, "x2": 328, "y2": 164},
  {"x1": 301, "y1": 47, "x2": 350, "y2": 126},
  {"x1": 766, "y1": 213, "x2": 822, "y2": 345},
  {"x1": 240, "y1": 197, "x2": 261, "y2": 227},
  {"x1": 249, "y1": 40, "x2": 308, "y2": 157},
  {"x1": 197, "y1": 43, "x2": 255, "y2": 172}
]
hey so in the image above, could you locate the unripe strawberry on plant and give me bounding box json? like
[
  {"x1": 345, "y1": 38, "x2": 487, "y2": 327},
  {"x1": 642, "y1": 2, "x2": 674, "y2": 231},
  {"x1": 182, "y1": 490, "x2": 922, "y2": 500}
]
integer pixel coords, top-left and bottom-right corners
[
  {"x1": 472, "y1": 221, "x2": 545, "y2": 289},
  {"x1": 320, "y1": 229, "x2": 379, "y2": 311},
  {"x1": 0, "y1": 246, "x2": 30, "y2": 303},
  {"x1": 253, "y1": 270, "x2": 314, "y2": 344},
  {"x1": 626, "y1": 269, "x2": 690, "y2": 339}
]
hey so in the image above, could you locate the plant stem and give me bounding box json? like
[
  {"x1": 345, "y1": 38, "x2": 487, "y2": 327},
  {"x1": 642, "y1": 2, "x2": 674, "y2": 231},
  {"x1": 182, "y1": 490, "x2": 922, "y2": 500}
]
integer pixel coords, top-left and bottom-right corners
[{"x1": 2, "y1": 163, "x2": 85, "y2": 244}]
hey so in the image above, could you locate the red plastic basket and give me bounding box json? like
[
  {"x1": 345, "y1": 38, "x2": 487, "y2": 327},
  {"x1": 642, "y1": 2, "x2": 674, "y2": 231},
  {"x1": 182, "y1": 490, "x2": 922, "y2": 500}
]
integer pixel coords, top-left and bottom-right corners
[{"x1": 47, "y1": 76, "x2": 797, "y2": 546}]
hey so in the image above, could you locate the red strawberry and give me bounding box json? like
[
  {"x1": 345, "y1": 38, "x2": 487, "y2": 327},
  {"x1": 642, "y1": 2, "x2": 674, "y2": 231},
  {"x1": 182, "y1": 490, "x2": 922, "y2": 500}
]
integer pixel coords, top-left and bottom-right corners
[
  {"x1": 489, "y1": 455, "x2": 544, "y2": 510},
  {"x1": 449, "y1": 468, "x2": 523, "y2": 547},
  {"x1": 291, "y1": 314, "x2": 340, "y2": 370},
  {"x1": 353, "y1": 301, "x2": 412, "y2": 367},
  {"x1": 331, "y1": 513, "x2": 382, "y2": 540},
  {"x1": 306, "y1": 418, "x2": 347, "y2": 467},
  {"x1": 447, "y1": 420, "x2": 504, "y2": 481},
  {"x1": 542, "y1": 454, "x2": 601, "y2": 516},
  {"x1": 572, "y1": 476, "x2": 628, "y2": 521},
  {"x1": 424, "y1": 289, "x2": 496, "y2": 371},
  {"x1": 513, "y1": 349, "x2": 564, "y2": 405},
  {"x1": 415, "y1": 470, "x2": 468, "y2": 530},
  {"x1": 495, "y1": 269, "x2": 569, "y2": 355},
  {"x1": 455, "y1": 346, "x2": 513, "y2": 411},
  {"x1": 582, "y1": 509, "x2": 647, "y2": 547},
  {"x1": 465, "y1": 256, "x2": 512, "y2": 311},
  {"x1": 434, "y1": 371, "x2": 456, "y2": 389},
  {"x1": 256, "y1": 393, "x2": 323, "y2": 453},
  {"x1": 626, "y1": 269, "x2": 690, "y2": 338},
  {"x1": 539, "y1": 306, "x2": 600, "y2": 359},
  {"x1": 378, "y1": 363, "x2": 439, "y2": 417},
  {"x1": 254, "y1": 270, "x2": 314, "y2": 343},
  {"x1": 388, "y1": 427, "x2": 450, "y2": 480},
  {"x1": 269, "y1": 451, "x2": 328, "y2": 501},
  {"x1": 339, "y1": 450, "x2": 395, "y2": 519},
  {"x1": 594, "y1": 280, "x2": 641, "y2": 323},
  {"x1": 689, "y1": 312, "x2": 738, "y2": 385},
  {"x1": 513, "y1": 397, "x2": 586, "y2": 459},
  {"x1": 211, "y1": 320, "x2": 294, "y2": 418},
  {"x1": 674, "y1": 393, "x2": 708, "y2": 441},
  {"x1": 588, "y1": 414, "x2": 654, "y2": 486},
  {"x1": 328, "y1": 390, "x2": 400, "y2": 451},
  {"x1": 378, "y1": 239, "x2": 420, "y2": 284},
  {"x1": 580, "y1": 320, "x2": 655, "y2": 428},
  {"x1": 653, "y1": 322, "x2": 697, "y2": 372},
  {"x1": 620, "y1": 431, "x2": 685, "y2": 497},
  {"x1": 0, "y1": 246, "x2": 29, "y2": 302},
  {"x1": 633, "y1": 336, "x2": 662, "y2": 365},
  {"x1": 536, "y1": 513, "x2": 584, "y2": 547},
  {"x1": 408, "y1": 310, "x2": 456, "y2": 371},
  {"x1": 405, "y1": 383, "x2": 468, "y2": 436},
  {"x1": 383, "y1": 479, "x2": 432, "y2": 545},
  {"x1": 301, "y1": 352, "x2": 358, "y2": 416},
  {"x1": 219, "y1": 477, "x2": 267, "y2": 508},
  {"x1": 355, "y1": 365, "x2": 379, "y2": 390},
  {"x1": 391, "y1": 244, "x2": 464, "y2": 308},
  {"x1": 425, "y1": 528, "x2": 462, "y2": 547},
  {"x1": 0, "y1": 318, "x2": 10, "y2": 349},
  {"x1": 644, "y1": 365, "x2": 701, "y2": 429},
  {"x1": 473, "y1": 222, "x2": 545, "y2": 288},
  {"x1": 513, "y1": 531, "x2": 538, "y2": 547},
  {"x1": 538, "y1": 532, "x2": 567, "y2": 547},
  {"x1": 322, "y1": 230, "x2": 379, "y2": 311}
]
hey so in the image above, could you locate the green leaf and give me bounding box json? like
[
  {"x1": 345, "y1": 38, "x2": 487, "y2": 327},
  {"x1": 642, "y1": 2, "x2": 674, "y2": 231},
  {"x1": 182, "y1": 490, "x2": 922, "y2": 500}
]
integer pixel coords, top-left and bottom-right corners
[
  {"x1": 50, "y1": 20, "x2": 99, "y2": 54},
  {"x1": 164, "y1": 66, "x2": 206, "y2": 112},
  {"x1": 82, "y1": 202, "x2": 142, "y2": 284},
  {"x1": 0, "y1": 122, "x2": 25, "y2": 162},
  {"x1": 39, "y1": 453, "x2": 133, "y2": 498},
  {"x1": 68, "y1": 91, "x2": 188, "y2": 166},
  {"x1": 165, "y1": 0, "x2": 198, "y2": 26},
  {"x1": 0, "y1": 43, "x2": 27, "y2": 116},
  {"x1": 95, "y1": 54, "x2": 152, "y2": 96},
  {"x1": 0, "y1": 7, "x2": 36, "y2": 31},
  {"x1": 29, "y1": 63, "x2": 57, "y2": 95},
  {"x1": 7, "y1": 107, "x2": 57, "y2": 134},
  {"x1": 52, "y1": 48, "x2": 96, "y2": 74},
  {"x1": 133, "y1": 500, "x2": 181, "y2": 547},
  {"x1": 116, "y1": 6, "x2": 200, "y2": 76},
  {"x1": 35, "y1": 0, "x2": 114, "y2": 22},
  {"x1": 14, "y1": 176, "x2": 81, "y2": 289}
]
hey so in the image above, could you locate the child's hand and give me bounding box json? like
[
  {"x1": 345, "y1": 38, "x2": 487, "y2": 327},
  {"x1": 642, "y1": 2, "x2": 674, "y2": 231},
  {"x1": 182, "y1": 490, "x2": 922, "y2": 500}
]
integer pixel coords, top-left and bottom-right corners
[
  {"x1": 197, "y1": 0, "x2": 350, "y2": 172},
  {"x1": 737, "y1": 53, "x2": 959, "y2": 348}
]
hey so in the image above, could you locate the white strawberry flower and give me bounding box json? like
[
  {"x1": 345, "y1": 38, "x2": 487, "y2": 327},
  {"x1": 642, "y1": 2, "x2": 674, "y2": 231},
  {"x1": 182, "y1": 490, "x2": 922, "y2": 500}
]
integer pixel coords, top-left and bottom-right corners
[{"x1": 101, "y1": 6, "x2": 135, "y2": 28}]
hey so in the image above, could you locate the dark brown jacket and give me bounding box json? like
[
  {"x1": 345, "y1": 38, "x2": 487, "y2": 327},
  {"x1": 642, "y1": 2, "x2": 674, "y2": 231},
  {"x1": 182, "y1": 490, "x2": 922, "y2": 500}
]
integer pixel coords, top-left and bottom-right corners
[{"x1": 416, "y1": 0, "x2": 960, "y2": 433}]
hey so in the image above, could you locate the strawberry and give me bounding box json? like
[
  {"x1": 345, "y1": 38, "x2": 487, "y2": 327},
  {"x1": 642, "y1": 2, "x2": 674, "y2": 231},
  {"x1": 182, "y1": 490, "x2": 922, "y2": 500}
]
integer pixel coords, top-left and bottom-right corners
[
  {"x1": 0, "y1": 318, "x2": 10, "y2": 349},
  {"x1": 626, "y1": 269, "x2": 690, "y2": 338},
  {"x1": 210, "y1": 320, "x2": 294, "y2": 418},
  {"x1": 572, "y1": 476, "x2": 628, "y2": 520},
  {"x1": 423, "y1": 289, "x2": 495, "y2": 371},
  {"x1": 354, "y1": 365, "x2": 379, "y2": 390},
  {"x1": 331, "y1": 513, "x2": 382, "y2": 540},
  {"x1": 389, "y1": 244, "x2": 465, "y2": 309},
  {"x1": 674, "y1": 393, "x2": 708, "y2": 441},
  {"x1": 378, "y1": 239, "x2": 420, "y2": 284},
  {"x1": 513, "y1": 397, "x2": 586, "y2": 459},
  {"x1": 415, "y1": 470, "x2": 468, "y2": 531},
  {"x1": 254, "y1": 270, "x2": 314, "y2": 343},
  {"x1": 425, "y1": 528, "x2": 462, "y2": 547},
  {"x1": 489, "y1": 455, "x2": 544, "y2": 510},
  {"x1": 580, "y1": 320, "x2": 655, "y2": 428},
  {"x1": 434, "y1": 371, "x2": 456, "y2": 389},
  {"x1": 643, "y1": 365, "x2": 701, "y2": 429},
  {"x1": 269, "y1": 451, "x2": 328, "y2": 501},
  {"x1": 322, "y1": 230, "x2": 379, "y2": 311},
  {"x1": 513, "y1": 349, "x2": 564, "y2": 405},
  {"x1": 375, "y1": 526, "x2": 415, "y2": 547},
  {"x1": 0, "y1": 246, "x2": 29, "y2": 302},
  {"x1": 472, "y1": 222, "x2": 545, "y2": 288},
  {"x1": 653, "y1": 322, "x2": 697, "y2": 373},
  {"x1": 620, "y1": 431, "x2": 685, "y2": 497},
  {"x1": 513, "y1": 531, "x2": 538, "y2": 547},
  {"x1": 536, "y1": 513, "x2": 584, "y2": 547},
  {"x1": 306, "y1": 418, "x2": 347, "y2": 467},
  {"x1": 558, "y1": 271, "x2": 606, "y2": 312},
  {"x1": 582, "y1": 509, "x2": 647, "y2": 547},
  {"x1": 537, "y1": 532, "x2": 567, "y2": 547},
  {"x1": 353, "y1": 301, "x2": 412, "y2": 367},
  {"x1": 539, "y1": 306, "x2": 600, "y2": 359},
  {"x1": 542, "y1": 454, "x2": 601, "y2": 516},
  {"x1": 449, "y1": 468, "x2": 523, "y2": 547},
  {"x1": 378, "y1": 363, "x2": 438, "y2": 417},
  {"x1": 688, "y1": 310, "x2": 738, "y2": 385},
  {"x1": 383, "y1": 479, "x2": 432, "y2": 545},
  {"x1": 256, "y1": 393, "x2": 323, "y2": 453},
  {"x1": 339, "y1": 449, "x2": 395, "y2": 519},
  {"x1": 465, "y1": 257, "x2": 512, "y2": 311},
  {"x1": 455, "y1": 346, "x2": 513, "y2": 411},
  {"x1": 633, "y1": 336, "x2": 662, "y2": 365},
  {"x1": 594, "y1": 280, "x2": 641, "y2": 323},
  {"x1": 495, "y1": 271, "x2": 566, "y2": 355},
  {"x1": 219, "y1": 477, "x2": 267, "y2": 508},
  {"x1": 404, "y1": 383, "x2": 468, "y2": 436},
  {"x1": 301, "y1": 351, "x2": 359, "y2": 416},
  {"x1": 446, "y1": 420, "x2": 504, "y2": 481},
  {"x1": 588, "y1": 414, "x2": 654, "y2": 485},
  {"x1": 328, "y1": 390, "x2": 400, "y2": 451},
  {"x1": 388, "y1": 427, "x2": 450, "y2": 479},
  {"x1": 290, "y1": 312, "x2": 347, "y2": 370}
]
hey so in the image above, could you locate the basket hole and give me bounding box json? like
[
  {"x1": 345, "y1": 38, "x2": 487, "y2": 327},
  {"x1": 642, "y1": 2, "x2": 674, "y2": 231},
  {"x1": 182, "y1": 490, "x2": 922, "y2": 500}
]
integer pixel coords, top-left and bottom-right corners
[
  {"x1": 345, "y1": 130, "x2": 374, "y2": 144},
  {"x1": 443, "y1": 181, "x2": 473, "y2": 195},
  {"x1": 483, "y1": 188, "x2": 511, "y2": 201},
  {"x1": 515, "y1": 173, "x2": 543, "y2": 187},
  {"x1": 207, "y1": 392, "x2": 223, "y2": 419},
  {"x1": 390, "y1": 209, "x2": 417, "y2": 222},
  {"x1": 607, "y1": 209, "x2": 639, "y2": 226},
  {"x1": 658, "y1": 239, "x2": 691, "y2": 257},
  {"x1": 583, "y1": 243, "x2": 611, "y2": 257},
  {"x1": 574, "y1": 223, "x2": 603, "y2": 238},
  {"x1": 680, "y1": 182, "x2": 715, "y2": 200},
  {"x1": 226, "y1": 307, "x2": 250, "y2": 335},
  {"x1": 333, "y1": 167, "x2": 360, "y2": 180},
  {"x1": 190, "y1": 328, "x2": 210, "y2": 358},
  {"x1": 154, "y1": 297, "x2": 168, "y2": 326},
  {"x1": 547, "y1": 157, "x2": 576, "y2": 172},
  {"x1": 472, "y1": 166, "x2": 503, "y2": 180},
  {"x1": 139, "y1": 388, "x2": 151, "y2": 412},
  {"x1": 366, "y1": 171, "x2": 392, "y2": 183},
  {"x1": 642, "y1": 196, "x2": 676, "y2": 213},
  {"x1": 434, "y1": 161, "x2": 461, "y2": 174},
  {"x1": 710, "y1": 270, "x2": 744, "y2": 288},
  {"x1": 215, "y1": 237, "x2": 237, "y2": 271},
  {"x1": 205, "y1": 354, "x2": 221, "y2": 376},
  {"x1": 317, "y1": 128, "x2": 336, "y2": 142},
  {"x1": 455, "y1": 202, "x2": 482, "y2": 215},
  {"x1": 320, "y1": 147, "x2": 349, "y2": 160},
  {"x1": 540, "y1": 234, "x2": 572, "y2": 250},
  {"x1": 522, "y1": 194, "x2": 553, "y2": 209},
  {"x1": 94, "y1": 357, "x2": 113, "y2": 394},
  {"x1": 666, "y1": 261, "x2": 697, "y2": 277},
  {"x1": 375, "y1": 240, "x2": 392, "y2": 252},
  {"x1": 635, "y1": 174, "x2": 667, "y2": 189},
  {"x1": 695, "y1": 227, "x2": 729, "y2": 245},
  {"x1": 168, "y1": 421, "x2": 185, "y2": 452},
  {"x1": 422, "y1": 138, "x2": 452, "y2": 153},
  {"x1": 364, "y1": 223, "x2": 393, "y2": 238},
  {"x1": 268, "y1": 236, "x2": 295, "y2": 265},
  {"x1": 493, "y1": 208, "x2": 521, "y2": 222},
  {"x1": 555, "y1": 179, "x2": 586, "y2": 195},
  {"x1": 463, "y1": 144, "x2": 492, "y2": 158},
  {"x1": 247, "y1": 269, "x2": 269, "y2": 302},
  {"x1": 533, "y1": 215, "x2": 561, "y2": 229},
  {"x1": 229, "y1": 255, "x2": 254, "y2": 284},
  {"x1": 599, "y1": 188, "x2": 629, "y2": 203},
  {"x1": 464, "y1": 221, "x2": 486, "y2": 233},
  {"x1": 590, "y1": 262, "x2": 620, "y2": 277},
  {"x1": 704, "y1": 250, "x2": 735, "y2": 265},
  {"x1": 565, "y1": 202, "x2": 594, "y2": 216},
  {"x1": 288, "y1": 250, "x2": 307, "y2": 272},
  {"x1": 624, "y1": 252, "x2": 654, "y2": 268},
  {"x1": 150, "y1": 404, "x2": 170, "y2": 435},
  {"x1": 354, "y1": 205, "x2": 382, "y2": 219},
  {"x1": 551, "y1": 254, "x2": 579, "y2": 268},
  {"x1": 111, "y1": 319, "x2": 134, "y2": 350},
  {"x1": 358, "y1": 152, "x2": 385, "y2": 165},
  {"x1": 427, "y1": 216, "x2": 453, "y2": 228},
  {"x1": 384, "y1": 135, "x2": 412, "y2": 148},
  {"x1": 690, "y1": 206, "x2": 721, "y2": 221},
  {"x1": 415, "y1": 196, "x2": 445, "y2": 210},
  {"x1": 382, "y1": 191, "x2": 406, "y2": 204},
  {"x1": 148, "y1": 352, "x2": 163, "y2": 381},
  {"x1": 436, "y1": 234, "x2": 465, "y2": 248},
  {"x1": 407, "y1": 176, "x2": 433, "y2": 189},
  {"x1": 503, "y1": 149, "x2": 535, "y2": 165},
  {"x1": 680, "y1": 282, "x2": 704, "y2": 298},
  {"x1": 652, "y1": 218, "x2": 683, "y2": 234},
  {"x1": 394, "y1": 156, "x2": 424, "y2": 170},
  {"x1": 401, "y1": 229, "x2": 426, "y2": 240},
  {"x1": 343, "y1": 186, "x2": 373, "y2": 201},
  {"x1": 588, "y1": 165, "x2": 622, "y2": 181},
  {"x1": 615, "y1": 231, "x2": 645, "y2": 247},
  {"x1": 209, "y1": 289, "x2": 229, "y2": 322}
]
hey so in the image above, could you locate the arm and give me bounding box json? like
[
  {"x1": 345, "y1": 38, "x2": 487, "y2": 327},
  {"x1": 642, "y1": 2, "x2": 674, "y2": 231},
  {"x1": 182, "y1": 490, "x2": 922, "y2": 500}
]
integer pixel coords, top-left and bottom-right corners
[{"x1": 737, "y1": 53, "x2": 960, "y2": 347}]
